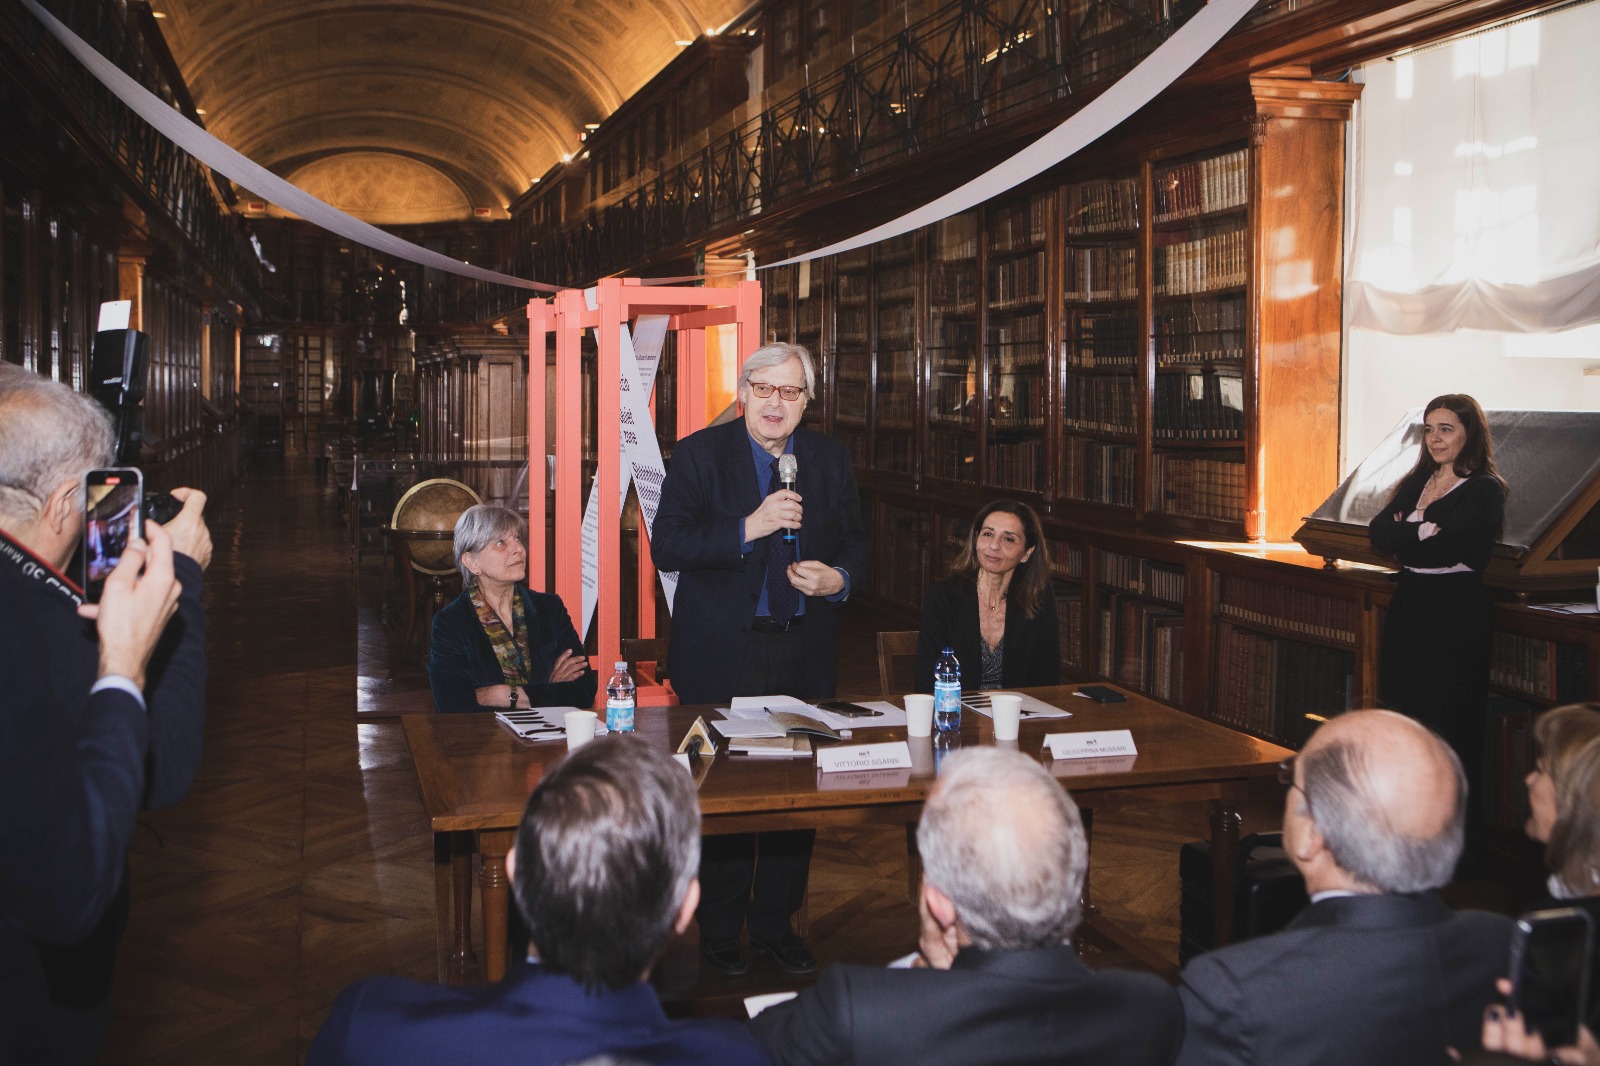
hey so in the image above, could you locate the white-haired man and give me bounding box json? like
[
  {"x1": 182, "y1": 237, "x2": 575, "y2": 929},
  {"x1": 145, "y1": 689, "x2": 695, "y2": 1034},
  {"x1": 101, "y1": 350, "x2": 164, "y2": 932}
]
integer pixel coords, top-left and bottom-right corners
[
  {"x1": 0, "y1": 363, "x2": 211, "y2": 1063},
  {"x1": 1175, "y1": 709, "x2": 1514, "y2": 1066},
  {"x1": 750, "y1": 747, "x2": 1183, "y2": 1065}
]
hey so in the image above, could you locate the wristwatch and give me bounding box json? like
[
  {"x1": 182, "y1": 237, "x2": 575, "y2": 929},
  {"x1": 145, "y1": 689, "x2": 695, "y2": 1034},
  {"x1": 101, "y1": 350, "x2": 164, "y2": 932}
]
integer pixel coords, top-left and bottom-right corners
[{"x1": 508, "y1": 687, "x2": 519, "y2": 710}]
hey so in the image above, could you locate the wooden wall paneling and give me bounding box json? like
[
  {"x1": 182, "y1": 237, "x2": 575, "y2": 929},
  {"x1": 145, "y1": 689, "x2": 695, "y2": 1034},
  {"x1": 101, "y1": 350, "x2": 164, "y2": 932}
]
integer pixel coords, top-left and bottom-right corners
[{"x1": 1247, "y1": 74, "x2": 1362, "y2": 542}]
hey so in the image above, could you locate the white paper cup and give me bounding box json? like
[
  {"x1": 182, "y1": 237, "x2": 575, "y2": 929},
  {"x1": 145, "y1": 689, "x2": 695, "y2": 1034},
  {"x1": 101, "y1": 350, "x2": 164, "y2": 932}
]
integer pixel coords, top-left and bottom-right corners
[
  {"x1": 904, "y1": 693, "x2": 935, "y2": 738},
  {"x1": 989, "y1": 693, "x2": 1022, "y2": 742},
  {"x1": 564, "y1": 710, "x2": 598, "y2": 751},
  {"x1": 908, "y1": 734, "x2": 936, "y2": 777}
]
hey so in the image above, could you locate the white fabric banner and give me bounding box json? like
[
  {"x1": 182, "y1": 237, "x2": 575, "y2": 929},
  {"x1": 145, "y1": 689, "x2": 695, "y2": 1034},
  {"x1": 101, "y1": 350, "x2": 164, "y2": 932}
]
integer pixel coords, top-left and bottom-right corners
[{"x1": 577, "y1": 297, "x2": 675, "y2": 639}]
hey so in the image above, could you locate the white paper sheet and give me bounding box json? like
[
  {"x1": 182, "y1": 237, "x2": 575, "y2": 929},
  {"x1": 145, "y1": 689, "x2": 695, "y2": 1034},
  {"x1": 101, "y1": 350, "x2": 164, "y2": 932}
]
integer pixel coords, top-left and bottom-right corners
[
  {"x1": 725, "y1": 695, "x2": 907, "y2": 730},
  {"x1": 960, "y1": 692, "x2": 1072, "y2": 719}
]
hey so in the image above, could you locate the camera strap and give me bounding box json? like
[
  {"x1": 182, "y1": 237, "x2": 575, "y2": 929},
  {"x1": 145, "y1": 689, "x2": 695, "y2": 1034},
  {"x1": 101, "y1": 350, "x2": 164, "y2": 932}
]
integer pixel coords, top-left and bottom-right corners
[{"x1": 0, "y1": 527, "x2": 85, "y2": 608}]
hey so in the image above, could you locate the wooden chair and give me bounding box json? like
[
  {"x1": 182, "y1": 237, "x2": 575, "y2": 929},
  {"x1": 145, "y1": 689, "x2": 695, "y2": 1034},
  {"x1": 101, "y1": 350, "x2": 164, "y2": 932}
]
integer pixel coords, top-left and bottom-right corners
[
  {"x1": 876, "y1": 630, "x2": 920, "y2": 697},
  {"x1": 619, "y1": 636, "x2": 670, "y2": 682}
]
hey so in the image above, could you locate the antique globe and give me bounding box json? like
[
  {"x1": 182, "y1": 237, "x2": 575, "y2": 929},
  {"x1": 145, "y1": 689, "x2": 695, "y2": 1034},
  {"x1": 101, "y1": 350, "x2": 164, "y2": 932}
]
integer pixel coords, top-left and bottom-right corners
[{"x1": 390, "y1": 478, "x2": 481, "y2": 575}]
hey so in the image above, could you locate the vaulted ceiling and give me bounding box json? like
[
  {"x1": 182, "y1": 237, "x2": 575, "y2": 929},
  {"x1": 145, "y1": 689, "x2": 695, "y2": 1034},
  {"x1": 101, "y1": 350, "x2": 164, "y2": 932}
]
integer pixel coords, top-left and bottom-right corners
[{"x1": 153, "y1": 0, "x2": 748, "y2": 222}]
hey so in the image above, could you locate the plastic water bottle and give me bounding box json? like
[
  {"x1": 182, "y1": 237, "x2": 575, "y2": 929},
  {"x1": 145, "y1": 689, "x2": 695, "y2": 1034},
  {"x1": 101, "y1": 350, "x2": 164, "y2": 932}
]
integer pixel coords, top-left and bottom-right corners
[
  {"x1": 605, "y1": 661, "x2": 635, "y2": 733},
  {"x1": 933, "y1": 647, "x2": 962, "y2": 734}
]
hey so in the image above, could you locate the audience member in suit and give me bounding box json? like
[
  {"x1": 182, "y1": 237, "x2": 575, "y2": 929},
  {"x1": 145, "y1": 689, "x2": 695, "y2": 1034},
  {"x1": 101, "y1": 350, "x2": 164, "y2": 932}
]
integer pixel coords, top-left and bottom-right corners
[
  {"x1": 750, "y1": 747, "x2": 1184, "y2": 1066},
  {"x1": 308, "y1": 737, "x2": 768, "y2": 1066},
  {"x1": 427, "y1": 503, "x2": 595, "y2": 713},
  {"x1": 914, "y1": 498, "x2": 1060, "y2": 692},
  {"x1": 653, "y1": 342, "x2": 869, "y2": 978},
  {"x1": 1176, "y1": 709, "x2": 1513, "y2": 1066},
  {"x1": 0, "y1": 363, "x2": 210, "y2": 1065}
]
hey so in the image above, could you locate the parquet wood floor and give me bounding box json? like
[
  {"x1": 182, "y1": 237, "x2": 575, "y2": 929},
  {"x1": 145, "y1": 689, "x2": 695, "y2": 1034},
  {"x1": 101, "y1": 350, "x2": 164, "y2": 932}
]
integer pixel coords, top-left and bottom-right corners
[{"x1": 100, "y1": 460, "x2": 1280, "y2": 1065}]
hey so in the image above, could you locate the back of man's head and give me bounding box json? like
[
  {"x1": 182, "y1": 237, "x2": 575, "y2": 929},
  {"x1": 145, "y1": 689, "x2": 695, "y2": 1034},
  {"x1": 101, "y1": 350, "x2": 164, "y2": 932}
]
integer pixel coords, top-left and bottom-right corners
[
  {"x1": 0, "y1": 364, "x2": 114, "y2": 527},
  {"x1": 511, "y1": 736, "x2": 699, "y2": 991},
  {"x1": 916, "y1": 747, "x2": 1086, "y2": 950},
  {"x1": 1299, "y1": 710, "x2": 1465, "y2": 894}
]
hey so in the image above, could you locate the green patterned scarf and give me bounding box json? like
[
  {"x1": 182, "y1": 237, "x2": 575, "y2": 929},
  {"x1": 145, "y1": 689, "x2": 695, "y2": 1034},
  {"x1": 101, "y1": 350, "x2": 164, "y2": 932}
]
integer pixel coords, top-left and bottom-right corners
[{"x1": 469, "y1": 584, "x2": 529, "y2": 687}]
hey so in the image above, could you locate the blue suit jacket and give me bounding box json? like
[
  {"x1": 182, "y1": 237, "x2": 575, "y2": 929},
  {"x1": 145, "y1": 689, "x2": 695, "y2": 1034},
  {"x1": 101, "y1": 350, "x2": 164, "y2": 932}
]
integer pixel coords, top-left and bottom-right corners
[
  {"x1": 1176, "y1": 892, "x2": 1513, "y2": 1066},
  {"x1": 308, "y1": 961, "x2": 770, "y2": 1066},
  {"x1": 652, "y1": 420, "x2": 869, "y2": 704},
  {"x1": 427, "y1": 585, "x2": 597, "y2": 712}
]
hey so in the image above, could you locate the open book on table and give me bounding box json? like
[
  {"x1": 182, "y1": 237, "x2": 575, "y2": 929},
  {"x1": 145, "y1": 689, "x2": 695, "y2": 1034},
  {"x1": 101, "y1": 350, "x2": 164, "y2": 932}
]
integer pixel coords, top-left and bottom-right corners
[{"x1": 711, "y1": 708, "x2": 841, "y2": 743}]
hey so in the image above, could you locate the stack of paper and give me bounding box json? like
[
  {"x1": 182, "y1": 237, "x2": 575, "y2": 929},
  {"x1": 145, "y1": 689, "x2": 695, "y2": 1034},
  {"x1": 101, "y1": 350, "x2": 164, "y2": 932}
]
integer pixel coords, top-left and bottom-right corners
[{"x1": 494, "y1": 706, "x2": 584, "y2": 741}]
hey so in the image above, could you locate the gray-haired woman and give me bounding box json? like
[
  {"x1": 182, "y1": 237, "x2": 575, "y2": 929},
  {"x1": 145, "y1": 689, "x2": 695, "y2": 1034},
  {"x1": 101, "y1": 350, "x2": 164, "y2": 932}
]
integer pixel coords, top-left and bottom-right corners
[{"x1": 426, "y1": 504, "x2": 595, "y2": 713}]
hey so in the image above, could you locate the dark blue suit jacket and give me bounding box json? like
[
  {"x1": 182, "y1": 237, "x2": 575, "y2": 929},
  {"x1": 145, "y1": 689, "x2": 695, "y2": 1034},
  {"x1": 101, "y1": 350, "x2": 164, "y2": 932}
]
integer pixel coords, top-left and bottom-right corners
[
  {"x1": 652, "y1": 420, "x2": 869, "y2": 704},
  {"x1": 1176, "y1": 892, "x2": 1513, "y2": 1066},
  {"x1": 308, "y1": 961, "x2": 770, "y2": 1066},
  {"x1": 427, "y1": 585, "x2": 597, "y2": 711}
]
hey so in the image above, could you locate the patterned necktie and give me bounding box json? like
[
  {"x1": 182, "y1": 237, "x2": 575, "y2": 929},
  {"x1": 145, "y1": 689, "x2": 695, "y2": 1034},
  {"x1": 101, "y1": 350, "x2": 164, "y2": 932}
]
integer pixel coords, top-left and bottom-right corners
[{"x1": 764, "y1": 458, "x2": 799, "y2": 622}]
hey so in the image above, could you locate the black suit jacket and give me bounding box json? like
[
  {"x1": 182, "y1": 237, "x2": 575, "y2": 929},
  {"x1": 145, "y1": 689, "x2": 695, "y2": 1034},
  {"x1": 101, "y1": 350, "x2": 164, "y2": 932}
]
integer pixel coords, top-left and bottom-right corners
[
  {"x1": 1176, "y1": 893, "x2": 1514, "y2": 1066},
  {"x1": 1369, "y1": 471, "x2": 1504, "y2": 571},
  {"x1": 914, "y1": 574, "x2": 1060, "y2": 692},
  {"x1": 653, "y1": 421, "x2": 868, "y2": 704},
  {"x1": 427, "y1": 585, "x2": 597, "y2": 711},
  {"x1": 750, "y1": 944, "x2": 1183, "y2": 1066}
]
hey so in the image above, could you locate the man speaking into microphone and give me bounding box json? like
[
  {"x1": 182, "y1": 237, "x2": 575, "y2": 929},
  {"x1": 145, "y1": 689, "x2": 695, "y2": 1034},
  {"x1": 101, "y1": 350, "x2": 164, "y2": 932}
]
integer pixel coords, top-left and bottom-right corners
[{"x1": 654, "y1": 342, "x2": 869, "y2": 978}]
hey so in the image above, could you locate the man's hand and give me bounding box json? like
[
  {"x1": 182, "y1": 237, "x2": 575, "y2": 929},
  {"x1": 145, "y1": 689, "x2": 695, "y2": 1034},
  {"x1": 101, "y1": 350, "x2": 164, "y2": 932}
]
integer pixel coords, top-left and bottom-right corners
[
  {"x1": 787, "y1": 560, "x2": 844, "y2": 598},
  {"x1": 1481, "y1": 979, "x2": 1599, "y2": 1065},
  {"x1": 546, "y1": 649, "x2": 588, "y2": 684},
  {"x1": 158, "y1": 487, "x2": 212, "y2": 570},
  {"x1": 746, "y1": 489, "x2": 803, "y2": 543},
  {"x1": 78, "y1": 524, "x2": 181, "y2": 692}
]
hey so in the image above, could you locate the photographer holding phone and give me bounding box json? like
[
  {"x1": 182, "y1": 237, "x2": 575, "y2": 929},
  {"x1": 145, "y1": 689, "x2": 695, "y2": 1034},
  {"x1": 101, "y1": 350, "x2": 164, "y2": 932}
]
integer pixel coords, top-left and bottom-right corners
[{"x1": 0, "y1": 364, "x2": 211, "y2": 1063}]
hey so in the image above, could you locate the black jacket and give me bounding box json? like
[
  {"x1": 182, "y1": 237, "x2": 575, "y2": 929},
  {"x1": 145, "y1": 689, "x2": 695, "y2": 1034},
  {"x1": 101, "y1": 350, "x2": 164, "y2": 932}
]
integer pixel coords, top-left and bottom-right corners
[
  {"x1": 427, "y1": 585, "x2": 596, "y2": 711},
  {"x1": 1369, "y1": 471, "x2": 1504, "y2": 572},
  {"x1": 914, "y1": 574, "x2": 1060, "y2": 692}
]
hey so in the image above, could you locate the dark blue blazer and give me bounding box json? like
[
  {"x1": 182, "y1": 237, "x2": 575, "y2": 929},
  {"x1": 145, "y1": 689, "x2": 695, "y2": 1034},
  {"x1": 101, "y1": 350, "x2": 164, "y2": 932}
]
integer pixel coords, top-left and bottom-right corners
[
  {"x1": 751, "y1": 943, "x2": 1182, "y2": 1066},
  {"x1": 914, "y1": 574, "x2": 1060, "y2": 692},
  {"x1": 308, "y1": 961, "x2": 770, "y2": 1066},
  {"x1": 652, "y1": 420, "x2": 869, "y2": 704},
  {"x1": 1176, "y1": 892, "x2": 1513, "y2": 1066},
  {"x1": 427, "y1": 585, "x2": 596, "y2": 712}
]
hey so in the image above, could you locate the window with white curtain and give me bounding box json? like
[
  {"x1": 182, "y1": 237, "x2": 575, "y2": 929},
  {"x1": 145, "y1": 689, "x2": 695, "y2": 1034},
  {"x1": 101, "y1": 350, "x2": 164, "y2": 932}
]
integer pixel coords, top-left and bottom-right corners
[{"x1": 1342, "y1": 1, "x2": 1600, "y2": 470}]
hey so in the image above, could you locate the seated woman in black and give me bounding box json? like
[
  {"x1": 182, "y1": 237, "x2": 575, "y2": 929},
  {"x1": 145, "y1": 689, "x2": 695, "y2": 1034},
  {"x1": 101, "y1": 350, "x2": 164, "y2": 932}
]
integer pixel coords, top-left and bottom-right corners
[
  {"x1": 914, "y1": 499, "x2": 1060, "y2": 692},
  {"x1": 427, "y1": 504, "x2": 596, "y2": 713}
]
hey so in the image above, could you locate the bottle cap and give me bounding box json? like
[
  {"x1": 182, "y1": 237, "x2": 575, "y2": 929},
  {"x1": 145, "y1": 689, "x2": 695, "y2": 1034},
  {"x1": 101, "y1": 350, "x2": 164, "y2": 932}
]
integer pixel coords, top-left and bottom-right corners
[{"x1": 614, "y1": 661, "x2": 627, "y2": 671}]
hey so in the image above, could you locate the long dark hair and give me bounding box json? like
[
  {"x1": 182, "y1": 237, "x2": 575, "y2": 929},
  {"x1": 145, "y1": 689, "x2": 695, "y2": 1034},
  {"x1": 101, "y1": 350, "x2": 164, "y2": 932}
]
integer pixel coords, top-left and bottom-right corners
[
  {"x1": 1394, "y1": 393, "x2": 1507, "y2": 498},
  {"x1": 950, "y1": 499, "x2": 1052, "y2": 619}
]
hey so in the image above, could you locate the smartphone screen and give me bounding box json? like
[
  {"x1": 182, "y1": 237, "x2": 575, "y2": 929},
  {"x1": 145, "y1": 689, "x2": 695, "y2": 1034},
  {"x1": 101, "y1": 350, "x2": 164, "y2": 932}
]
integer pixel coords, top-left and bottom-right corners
[
  {"x1": 1509, "y1": 907, "x2": 1594, "y2": 1048},
  {"x1": 83, "y1": 468, "x2": 143, "y2": 603},
  {"x1": 815, "y1": 700, "x2": 882, "y2": 718}
]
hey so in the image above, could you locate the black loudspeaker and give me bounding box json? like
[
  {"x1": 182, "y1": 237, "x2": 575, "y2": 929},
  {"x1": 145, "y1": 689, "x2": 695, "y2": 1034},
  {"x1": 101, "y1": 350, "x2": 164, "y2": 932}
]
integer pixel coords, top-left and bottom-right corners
[
  {"x1": 89, "y1": 328, "x2": 150, "y2": 466},
  {"x1": 1179, "y1": 832, "x2": 1309, "y2": 964}
]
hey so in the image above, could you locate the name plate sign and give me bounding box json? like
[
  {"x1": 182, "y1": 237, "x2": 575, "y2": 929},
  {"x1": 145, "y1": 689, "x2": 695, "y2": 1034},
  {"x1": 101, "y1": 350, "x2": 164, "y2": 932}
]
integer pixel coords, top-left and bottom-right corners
[
  {"x1": 1043, "y1": 729, "x2": 1138, "y2": 761},
  {"x1": 816, "y1": 741, "x2": 913, "y2": 774}
]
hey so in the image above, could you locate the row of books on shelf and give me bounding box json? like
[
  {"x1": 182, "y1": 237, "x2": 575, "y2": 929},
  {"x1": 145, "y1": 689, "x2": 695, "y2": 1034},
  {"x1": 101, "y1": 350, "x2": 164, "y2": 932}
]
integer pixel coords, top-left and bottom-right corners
[
  {"x1": 1062, "y1": 373, "x2": 1136, "y2": 435},
  {"x1": 836, "y1": 350, "x2": 869, "y2": 378},
  {"x1": 1153, "y1": 370, "x2": 1244, "y2": 441},
  {"x1": 990, "y1": 438, "x2": 1045, "y2": 492},
  {"x1": 933, "y1": 377, "x2": 973, "y2": 421},
  {"x1": 1153, "y1": 226, "x2": 1248, "y2": 297},
  {"x1": 989, "y1": 193, "x2": 1051, "y2": 252},
  {"x1": 1056, "y1": 589, "x2": 1086, "y2": 672},
  {"x1": 878, "y1": 265, "x2": 916, "y2": 303},
  {"x1": 934, "y1": 213, "x2": 979, "y2": 261},
  {"x1": 1065, "y1": 176, "x2": 1138, "y2": 235},
  {"x1": 1489, "y1": 632, "x2": 1588, "y2": 702},
  {"x1": 1066, "y1": 311, "x2": 1140, "y2": 368},
  {"x1": 835, "y1": 391, "x2": 867, "y2": 422},
  {"x1": 874, "y1": 434, "x2": 913, "y2": 474},
  {"x1": 879, "y1": 304, "x2": 916, "y2": 340},
  {"x1": 988, "y1": 252, "x2": 1046, "y2": 309},
  {"x1": 989, "y1": 316, "x2": 1045, "y2": 345},
  {"x1": 1064, "y1": 243, "x2": 1139, "y2": 302},
  {"x1": 1098, "y1": 551, "x2": 1185, "y2": 603},
  {"x1": 1062, "y1": 437, "x2": 1136, "y2": 507},
  {"x1": 1212, "y1": 621, "x2": 1353, "y2": 747},
  {"x1": 1218, "y1": 573, "x2": 1359, "y2": 645},
  {"x1": 1101, "y1": 598, "x2": 1184, "y2": 702},
  {"x1": 1152, "y1": 148, "x2": 1248, "y2": 223},
  {"x1": 1151, "y1": 454, "x2": 1246, "y2": 523},
  {"x1": 929, "y1": 434, "x2": 977, "y2": 482},
  {"x1": 1154, "y1": 296, "x2": 1248, "y2": 364},
  {"x1": 1046, "y1": 538, "x2": 1085, "y2": 580},
  {"x1": 838, "y1": 305, "x2": 868, "y2": 336},
  {"x1": 878, "y1": 389, "x2": 916, "y2": 424},
  {"x1": 837, "y1": 273, "x2": 870, "y2": 302}
]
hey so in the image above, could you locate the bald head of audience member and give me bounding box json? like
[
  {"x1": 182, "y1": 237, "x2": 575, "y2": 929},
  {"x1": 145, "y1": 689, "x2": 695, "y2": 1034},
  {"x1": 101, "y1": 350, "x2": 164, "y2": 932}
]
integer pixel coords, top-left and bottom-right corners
[
  {"x1": 1284, "y1": 709, "x2": 1466, "y2": 897},
  {"x1": 916, "y1": 747, "x2": 1086, "y2": 964}
]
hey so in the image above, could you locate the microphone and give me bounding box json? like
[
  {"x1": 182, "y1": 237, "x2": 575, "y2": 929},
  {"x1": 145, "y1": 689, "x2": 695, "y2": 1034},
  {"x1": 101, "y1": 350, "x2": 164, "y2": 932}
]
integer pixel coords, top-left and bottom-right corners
[{"x1": 777, "y1": 453, "x2": 798, "y2": 543}]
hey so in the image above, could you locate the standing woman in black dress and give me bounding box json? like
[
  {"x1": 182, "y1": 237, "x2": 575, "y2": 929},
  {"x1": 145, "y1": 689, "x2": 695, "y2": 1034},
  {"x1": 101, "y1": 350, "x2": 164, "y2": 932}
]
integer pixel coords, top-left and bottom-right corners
[{"x1": 1369, "y1": 394, "x2": 1506, "y2": 793}]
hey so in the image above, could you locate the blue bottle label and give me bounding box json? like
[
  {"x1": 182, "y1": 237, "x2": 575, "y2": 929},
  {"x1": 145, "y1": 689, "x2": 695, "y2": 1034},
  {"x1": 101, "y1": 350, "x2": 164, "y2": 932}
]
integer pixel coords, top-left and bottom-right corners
[{"x1": 606, "y1": 698, "x2": 635, "y2": 732}]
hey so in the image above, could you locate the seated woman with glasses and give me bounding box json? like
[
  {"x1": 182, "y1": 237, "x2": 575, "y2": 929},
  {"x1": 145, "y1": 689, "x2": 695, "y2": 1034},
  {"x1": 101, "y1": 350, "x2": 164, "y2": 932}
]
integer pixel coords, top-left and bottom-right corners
[
  {"x1": 427, "y1": 504, "x2": 596, "y2": 713},
  {"x1": 914, "y1": 499, "x2": 1060, "y2": 693}
]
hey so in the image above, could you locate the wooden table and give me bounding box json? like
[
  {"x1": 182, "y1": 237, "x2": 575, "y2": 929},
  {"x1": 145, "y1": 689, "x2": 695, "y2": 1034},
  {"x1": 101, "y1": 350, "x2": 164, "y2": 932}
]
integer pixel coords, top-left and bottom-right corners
[{"x1": 402, "y1": 684, "x2": 1292, "y2": 982}]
